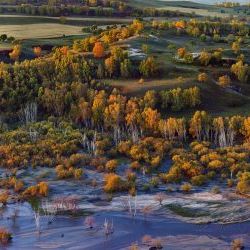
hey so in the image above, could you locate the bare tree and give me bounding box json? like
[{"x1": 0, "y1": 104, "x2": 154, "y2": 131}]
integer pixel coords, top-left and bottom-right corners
[
  {"x1": 84, "y1": 216, "x2": 95, "y2": 229},
  {"x1": 41, "y1": 200, "x2": 58, "y2": 225},
  {"x1": 21, "y1": 102, "x2": 38, "y2": 125},
  {"x1": 141, "y1": 205, "x2": 153, "y2": 220},
  {"x1": 154, "y1": 193, "x2": 167, "y2": 206},
  {"x1": 103, "y1": 218, "x2": 114, "y2": 237},
  {"x1": 34, "y1": 210, "x2": 41, "y2": 235}
]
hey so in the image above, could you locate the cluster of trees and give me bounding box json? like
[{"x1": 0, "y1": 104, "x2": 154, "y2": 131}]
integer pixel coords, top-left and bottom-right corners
[
  {"x1": 0, "y1": 44, "x2": 160, "y2": 121},
  {"x1": 0, "y1": 34, "x2": 15, "y2": 43},
  {"x1": 0, "y1": 47, "x2": 112, "y2": 118},
  {"x1": 0, "y1": 111, "x2": 249, "y2": 194},
  {"x1": 73, "y1": 19, "x2": 144, "y2": 52},
  {"x1": 152, "y1": 19, "x2": 249, "y2": 39},
  {"x1": 0, "y1": 0, "x2": 194, "y2": 17},
  {"x1": 176, "y1": 47, "x2": 249, "y2": 82},
  {"x1": 55, "y1": 154, "x2": 84, "y2": 179},
  {"x1": 161, "y1": 141, "x2": 250, "y2": 194},
  {"x1": 216, "y1": 2, "x2": 240, "y2": 8},
  {"x1": 22, "y1": 181, "x2": 49, "y2": 198},
  {"x1": 118, "y1": 137, "x2": 172, "y2": 169},
  {"x1": 0, "y1": 177, "x2": 24, "y2": 193},
  {"x1": 159, "y1": 87, "x2": 201, "y2": 111}
]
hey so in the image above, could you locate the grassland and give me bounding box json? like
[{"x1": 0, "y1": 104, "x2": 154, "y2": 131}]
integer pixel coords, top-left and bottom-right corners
[
  {"x1": 126, "y1": 0, "x2": 249, "y2": 17},
  {"x1": 0, "y1": 23, "x2": 84, "y2": 39},
  {"x1": 0, "y1": 15, "x2": 132, "y2": 39}
]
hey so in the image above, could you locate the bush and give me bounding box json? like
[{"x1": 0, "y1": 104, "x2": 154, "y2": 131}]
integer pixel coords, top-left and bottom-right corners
[
  {"x1": 150, "y1": 177, "x2": 159, "y2": 188},
  {"x1": 56, "y1": 165, "x2": 83, "y2": 180},
  {"x1": 231, "y1": 238, "x2": 244, "y2": 250},
  {"x1": 105, "y1": 159, "x2": 118, "y2": 172},
  {"x1": 0, "y1": 192, "x2": 9, "y2": 205},
  {"x1": 0, "y1": 228, "x2": 12, "y2": 244},
  {"x1": 180, "y1": 183, "x2": 192, "y2": 193},
  {"x1": 104, "y1": 174, "x2": 124, "y2": 193},
  {"x1": 227, "y1": 179, "x2": 234, "y2": 187},
  {"x1": 211, "y1": 186, "x2": 221, "y2": 194},
  {"x1": 191, "y1": 175, "x2": 207, "y2": 186},
  {"x1": 22, "y1": 182, "x2": 49, "y2": 198},
  {"x1": 130, "y1": 161, "x2": 141, "y2": 170},
  {"x1": 236, "y1": 172, "x2": 250, "y2": 195},
  {"x1": 74, "y1": 168, "x2": 83, "y2": 180}
]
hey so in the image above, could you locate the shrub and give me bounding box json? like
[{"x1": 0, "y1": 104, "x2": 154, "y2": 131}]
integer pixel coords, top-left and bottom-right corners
[
  {"x1": 218, "y1": 75, "x2": 231, "y2": 88},
  {"x1": 150, "y1": 177, "x2": 159, "y2": 188},
  {"x1": 0, "y1": 228, "x2": 12, "y2": 244},
  {"x1": 236, "y1": 172, "x2": 250, "y2": 195},
  {"x1": 211, "y1": 186, "x2": 221, "y2": 194},
  {"x1": 22, "y1": 182, "x2": 49, "y2": 198},
  {"x1": 191, "y1": 175, "x2": 207, "y2": 186},
  {"x1": 74, "y1": 168, "x2": 83, "y2": 180},
  {"x1": 231, "y1": 238, "x2": 244, "y2": 250},
  {"x1": 198, "y1": 73, "x2": 208, "y2": 83},
  {"x1": 38, "y1": 182, "x2": 49, "y2": 196},
  {"x1": 180, "y1": 183, "x2": 192, "y2": 193},
  {"x1": 0, "y1": 192, "x2": 9, "y2": 205},
  {"x1": 142, "y1": 235, "x2": 153, "y2": 245},
  {"x1": 227, "y1": 179, "x2": 234, "y2": 187},
  {"x1": 105, "y1": 159, "x2": 118, "y2": 172},
  {"x1": 129, "y1": 243, "x2": 138, "y2": 250},
  {"x1": 130, "y1": 161, "x2": 141, "y2": 170},
  {"x1": 56, "y1": 165, "x2": 83, "y2": 180},
  {"x1": 104, "y1": 174, "x2": 123, "y2": 193}
]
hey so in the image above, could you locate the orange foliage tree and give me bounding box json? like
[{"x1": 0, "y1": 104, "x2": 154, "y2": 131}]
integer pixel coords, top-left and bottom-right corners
[
  {"x1": 33, "y1": 46, "x2": 42, "y2": 57},
  {"x1": 93, "y1": 42, "x2": 105, "y2": 58}
]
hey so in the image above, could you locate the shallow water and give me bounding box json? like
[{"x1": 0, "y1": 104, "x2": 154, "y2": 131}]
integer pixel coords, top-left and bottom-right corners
[
  {"x1": 1, "y1": 165, "x2": 250, "y2": 249},
  {"x1": 1, "y1": 202, "x2": 250, "y2": 250}
]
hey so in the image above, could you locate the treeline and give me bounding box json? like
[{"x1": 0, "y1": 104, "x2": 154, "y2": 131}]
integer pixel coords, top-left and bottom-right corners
[
  {"x1": 0, "y1": 4, "x2": 116, "y2": 17},
  {"x1": 0, "y1": 2, "x2": 194, "y2": 17},
  {"x1": 152, "y1": 19, "x2": 250, "y2": 38},
  {"x1": 216, "y1": 2, "x2": 240, "y2": 8}
]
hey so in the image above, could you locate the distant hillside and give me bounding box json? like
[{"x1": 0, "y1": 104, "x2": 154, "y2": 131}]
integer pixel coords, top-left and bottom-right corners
[{"x1": 125, "y1": 0, "x2": 214, "y2": 9}]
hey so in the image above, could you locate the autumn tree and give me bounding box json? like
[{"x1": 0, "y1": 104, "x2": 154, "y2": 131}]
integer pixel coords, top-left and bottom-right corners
[
  {"x1": 231, "y1": 60, "x2": 249, "y2": 83},
  {"x1": 177, "y1": 47, "x2": 186, "y2": 58},
  {"x1": 139, "y1": 57, "x2": 157, "y2": 78},
  {"x1": 9, "y1": 45, "x2": 21, "y2": 61},
  {"x1": 199, "y1": 51, "x2": 212, "y2": 66},
  {"x1": 236, "y1": 172, "x2": 250, "y2": 195},
  {"x1": 93, "y1": 42, "x2": 105, "y2": 58},
  {"x1": 218, "y1": 75, "x2": 231, "y2": 88},
  {"x1": 142, "y1": 107, "x2": 160, "y2": 132},
  {"x1": 105, "y1": 56, "x2": 116, "y2": 77},
  {"x1": 189, "y1": 111, "x2": 211, "y2": 141},
  {"x1": 104, "y1": 173, "x2": 123, "y2": 193},
  {"x1": 198, "y1": 72, "x2": 208, "y2": 83},
  {"x1": 232, "y1": 41, "x2": 240, "y2": 54},
  {"x1": 33, "y1": 46, "x2": 42, "y2": 57}
]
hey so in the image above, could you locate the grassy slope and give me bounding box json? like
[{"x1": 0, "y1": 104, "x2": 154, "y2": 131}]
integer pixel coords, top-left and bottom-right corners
[
  {"x1": 108, "y1": 32, "x2": 250, "y2": 117},
  {"x1": 127, "y1": 0, "x2": 213, "y2": 9},
  {"x1": 126, "y1": 0, "x2": 246, "y2": 17}
]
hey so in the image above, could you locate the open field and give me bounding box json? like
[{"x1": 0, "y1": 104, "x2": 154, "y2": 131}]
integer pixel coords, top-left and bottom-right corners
[
  {"x1": 0, "y1": 15, "x2": 132, "y2": 39},
  {"x1": 0, "y1": 23, "x2": 84, "y2": 39},
  {"x1": 0, "y1": 15, "x2": 132, "y2": 25}
]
